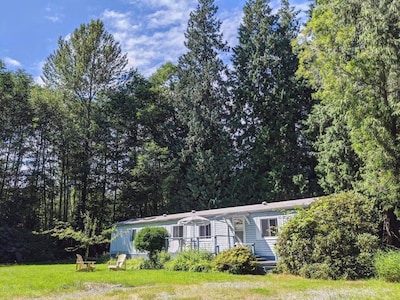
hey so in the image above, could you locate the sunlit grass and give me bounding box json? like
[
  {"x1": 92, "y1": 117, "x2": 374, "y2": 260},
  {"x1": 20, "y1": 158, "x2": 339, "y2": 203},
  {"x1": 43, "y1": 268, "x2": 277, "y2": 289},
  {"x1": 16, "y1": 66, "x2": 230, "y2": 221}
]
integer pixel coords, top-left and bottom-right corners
[{"x1": 1, "y1": 264, "x2": 400, "y2": 299}]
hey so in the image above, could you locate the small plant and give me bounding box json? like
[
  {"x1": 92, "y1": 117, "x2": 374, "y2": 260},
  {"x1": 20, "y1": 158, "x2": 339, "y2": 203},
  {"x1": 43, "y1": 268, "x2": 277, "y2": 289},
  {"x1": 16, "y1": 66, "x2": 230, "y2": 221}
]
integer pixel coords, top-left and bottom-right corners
[
  {"x1": 375, "y1": 250, "x2": 400, "y2": 282},
  {"x1": 165, "y1": 250, "x2": 213, "y2": 272},
  {"x1": 212, "y1": 246, "x2": 257, "y2": 275}
]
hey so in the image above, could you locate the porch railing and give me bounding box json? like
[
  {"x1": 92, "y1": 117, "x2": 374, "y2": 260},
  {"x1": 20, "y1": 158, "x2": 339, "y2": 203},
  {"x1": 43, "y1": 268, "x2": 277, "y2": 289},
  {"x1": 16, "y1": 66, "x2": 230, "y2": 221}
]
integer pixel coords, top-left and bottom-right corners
[{"x1": 166, "y1": 236, "x2": 255, "y2": 255}]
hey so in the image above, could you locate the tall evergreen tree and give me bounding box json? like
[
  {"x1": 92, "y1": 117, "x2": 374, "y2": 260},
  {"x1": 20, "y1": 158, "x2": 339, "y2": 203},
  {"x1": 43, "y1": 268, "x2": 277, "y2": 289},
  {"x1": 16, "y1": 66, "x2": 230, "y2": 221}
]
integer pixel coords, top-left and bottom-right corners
[
  {"x1": 232, "y1": 0, "x2": 316, "y2": 203},
  {"x1": 173, "y1": 0, "x2": 233, "y2": 211}
]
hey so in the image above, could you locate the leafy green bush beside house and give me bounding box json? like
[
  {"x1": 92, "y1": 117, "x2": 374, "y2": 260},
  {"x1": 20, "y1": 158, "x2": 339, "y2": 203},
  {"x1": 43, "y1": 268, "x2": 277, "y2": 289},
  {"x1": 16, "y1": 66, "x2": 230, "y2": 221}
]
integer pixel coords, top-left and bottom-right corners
[
  {"x1": 134, "y1": 226, "x2": 169, "y2": 264},
  {"x1": 164, "y1": 249, "x2": 213, "y2": 272},
  {"x1": 275, "y1": 192, "x2": 380, "y2": 280}
]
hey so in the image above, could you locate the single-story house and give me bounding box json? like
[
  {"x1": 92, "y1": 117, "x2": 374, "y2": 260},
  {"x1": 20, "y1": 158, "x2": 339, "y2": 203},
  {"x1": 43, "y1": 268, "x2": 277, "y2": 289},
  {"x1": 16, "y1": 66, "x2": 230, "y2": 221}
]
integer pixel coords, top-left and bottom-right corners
[{"x1": 110, "y1": 197, "x2": 317, "y2": 262}]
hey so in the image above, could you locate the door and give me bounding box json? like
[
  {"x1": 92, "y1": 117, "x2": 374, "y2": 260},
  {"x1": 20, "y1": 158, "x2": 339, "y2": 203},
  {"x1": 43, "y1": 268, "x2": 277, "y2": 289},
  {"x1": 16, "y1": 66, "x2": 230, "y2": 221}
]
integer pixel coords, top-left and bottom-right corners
[{"x1": 233, "y1": 217, "x2": 245, "y2": 244}]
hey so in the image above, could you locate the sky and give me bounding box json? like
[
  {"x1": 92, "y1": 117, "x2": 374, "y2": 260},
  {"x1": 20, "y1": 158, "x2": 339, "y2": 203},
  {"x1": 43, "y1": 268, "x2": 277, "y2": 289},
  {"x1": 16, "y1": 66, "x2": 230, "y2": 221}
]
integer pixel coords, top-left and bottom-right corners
[{"x1": 0, "y1": 0, "x2": 310, "y2": 84}]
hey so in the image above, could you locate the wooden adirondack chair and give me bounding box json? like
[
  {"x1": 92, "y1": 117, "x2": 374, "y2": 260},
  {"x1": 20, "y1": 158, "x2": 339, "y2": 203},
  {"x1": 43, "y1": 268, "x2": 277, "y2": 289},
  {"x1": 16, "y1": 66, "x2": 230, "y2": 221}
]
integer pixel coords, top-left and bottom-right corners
[
  {"x1": 108, "y1": 254, "x2": 127, "y2": 271},
  {"x1": 76, "y1": 254, "x2": 95, "y2": 271}
]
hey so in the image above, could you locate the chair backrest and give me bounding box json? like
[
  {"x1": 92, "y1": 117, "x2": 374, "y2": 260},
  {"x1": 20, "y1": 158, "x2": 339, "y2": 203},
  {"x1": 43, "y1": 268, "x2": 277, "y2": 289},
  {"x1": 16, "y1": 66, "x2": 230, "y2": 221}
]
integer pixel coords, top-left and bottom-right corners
[
  {"x1": 76, "y1": 254, "x2": 84, "y2": 263},
  {"x1": 117, "y1": 254, "x2": 126, "y2": 267}
]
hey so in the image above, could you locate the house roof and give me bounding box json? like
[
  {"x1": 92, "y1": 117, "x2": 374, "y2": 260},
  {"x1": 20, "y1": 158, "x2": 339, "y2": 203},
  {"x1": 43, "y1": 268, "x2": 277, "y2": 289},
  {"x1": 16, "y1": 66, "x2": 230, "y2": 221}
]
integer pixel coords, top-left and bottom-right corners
[{"x1": 116, "y1": 197, "x2": 318, "y2": 227}]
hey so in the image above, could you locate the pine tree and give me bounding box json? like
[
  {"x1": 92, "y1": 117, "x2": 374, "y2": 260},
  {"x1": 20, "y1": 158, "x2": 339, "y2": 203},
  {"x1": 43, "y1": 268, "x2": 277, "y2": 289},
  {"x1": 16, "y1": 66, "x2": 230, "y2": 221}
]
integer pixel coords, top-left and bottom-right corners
[
  {"x1": 232, "y1": 0, "x2": 316, "y2": 203},
  {"x1": 173, "y1": 0, "x2": 233, "y2": 211}
]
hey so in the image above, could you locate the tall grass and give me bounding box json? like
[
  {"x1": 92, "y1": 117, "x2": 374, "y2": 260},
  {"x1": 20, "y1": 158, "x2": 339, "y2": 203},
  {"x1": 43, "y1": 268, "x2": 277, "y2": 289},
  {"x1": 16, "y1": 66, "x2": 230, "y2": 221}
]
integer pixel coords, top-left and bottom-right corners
[
  {"x1": 2, "y1": 263, "x2": 400, "y2": 299},
  {"x1": 375, "y1": 250, "x2": 400, "y2": 282}
]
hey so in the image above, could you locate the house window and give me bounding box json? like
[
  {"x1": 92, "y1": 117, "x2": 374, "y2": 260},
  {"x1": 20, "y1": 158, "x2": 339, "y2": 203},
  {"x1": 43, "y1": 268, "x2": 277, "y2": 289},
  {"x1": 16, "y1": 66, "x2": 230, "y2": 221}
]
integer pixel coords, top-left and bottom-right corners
[
  {"x1": 173, "y1": 225, "x2": 183, "y2": 238},
  {"x1": 130, "y1": 229, "x2": 136, "y2": 241},
  {"x1": 199, "y1": 224, "x2": 211, "y2": 238},
  {"x1": 261, "y1": 218, "x2": 278, "y2": 237}
]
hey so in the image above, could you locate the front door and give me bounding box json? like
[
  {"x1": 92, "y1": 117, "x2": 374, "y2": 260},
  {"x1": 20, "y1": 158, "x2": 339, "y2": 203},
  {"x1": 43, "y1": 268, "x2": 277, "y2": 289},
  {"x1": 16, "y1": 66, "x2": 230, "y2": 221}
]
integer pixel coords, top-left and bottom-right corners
[{"x1": 233, "y1": 217, "x2": 245, "y2": 244}]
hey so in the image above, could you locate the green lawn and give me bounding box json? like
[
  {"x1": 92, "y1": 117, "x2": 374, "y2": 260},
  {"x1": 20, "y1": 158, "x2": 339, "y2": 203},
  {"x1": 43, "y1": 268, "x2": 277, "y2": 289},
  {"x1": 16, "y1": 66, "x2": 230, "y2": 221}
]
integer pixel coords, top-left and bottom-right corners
[{"x1": 1, "y1": 263, "x2": 400, "y2": 299}]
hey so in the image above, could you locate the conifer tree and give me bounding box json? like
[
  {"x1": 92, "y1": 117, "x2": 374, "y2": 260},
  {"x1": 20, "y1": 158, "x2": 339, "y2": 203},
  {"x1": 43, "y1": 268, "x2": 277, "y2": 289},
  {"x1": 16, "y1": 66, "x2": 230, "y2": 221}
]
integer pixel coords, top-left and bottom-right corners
[
  {"x1": 173, "y1": 0, "x2": 233, "y2": 211},
  {"x1": 232, "y1": 0, "x2": 316, "y2": 203}
]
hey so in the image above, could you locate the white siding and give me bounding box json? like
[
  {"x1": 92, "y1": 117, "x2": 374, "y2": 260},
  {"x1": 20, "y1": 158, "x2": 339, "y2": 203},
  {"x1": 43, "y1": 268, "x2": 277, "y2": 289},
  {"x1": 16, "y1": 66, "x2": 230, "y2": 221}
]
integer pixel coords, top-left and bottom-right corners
[{"x1": 110, "y1": 209, "x2": 297, "y2": 260}]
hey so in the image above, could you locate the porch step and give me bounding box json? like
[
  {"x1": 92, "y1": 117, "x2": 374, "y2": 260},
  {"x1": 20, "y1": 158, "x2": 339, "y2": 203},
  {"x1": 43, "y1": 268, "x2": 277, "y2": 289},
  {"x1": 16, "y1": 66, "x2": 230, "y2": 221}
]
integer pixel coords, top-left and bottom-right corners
[{"x1": 255, "y1": 255, "x2": 277, "y2": 273}]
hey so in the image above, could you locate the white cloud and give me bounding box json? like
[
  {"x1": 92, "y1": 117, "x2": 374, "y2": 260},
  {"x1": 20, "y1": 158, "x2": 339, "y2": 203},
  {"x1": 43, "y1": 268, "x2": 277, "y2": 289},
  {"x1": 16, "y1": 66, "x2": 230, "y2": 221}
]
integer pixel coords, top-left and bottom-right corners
[
  {"x1": 45, "y1": 14, "x2": 63, "y2": 23},
  {"x1": 219, "y1": 8, "x2": 243, "y2": 48},
  {"x1": 101, "y1": 1, "x2": 196, "y2": 76},
  {"x1": 4, "y1": 57, "x2": 22, "y2": 67},
  {"x1": 102, "y1": 0, "x2": 311, "y2": 77},
  {"x1": 33, "y1": 61, "x2": 45, "y2": 85},
  {"x1": 102, "y1": 10, "x2": 138, "y2": 31}
]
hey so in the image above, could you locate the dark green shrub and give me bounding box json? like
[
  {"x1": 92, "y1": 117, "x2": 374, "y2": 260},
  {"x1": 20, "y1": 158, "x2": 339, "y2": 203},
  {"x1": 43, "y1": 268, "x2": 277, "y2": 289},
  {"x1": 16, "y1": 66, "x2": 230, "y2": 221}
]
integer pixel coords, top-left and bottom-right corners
[
  {"x1": 375, "y1": 250, "x2": 400, "y2": 282},
  {"x1": 165, "y1": 250, "x2": 213, "y2": 272},
  {"x1": 212, "y1": 246, "x2": 257, "y2": 274},
  {"x1": 299, "y1": 263, "x2": 331, "y2": 280},
  {"x1": 0, "y1": 226, "x2": 56, "y2": 263},
  {"x1": 276, "y1": 192, "x2": 380, "y2": 280},
  {"x1": 134, "y1": 226, "x2": 169, "y2": 263}
]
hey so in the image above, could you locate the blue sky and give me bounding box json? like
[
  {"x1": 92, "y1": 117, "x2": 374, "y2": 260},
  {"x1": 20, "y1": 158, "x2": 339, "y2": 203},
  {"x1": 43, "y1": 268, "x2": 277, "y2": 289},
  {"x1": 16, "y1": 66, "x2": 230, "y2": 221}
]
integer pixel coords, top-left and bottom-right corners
[{"x1": 0, "y1": 0, "x2": 309, "y2": 83}]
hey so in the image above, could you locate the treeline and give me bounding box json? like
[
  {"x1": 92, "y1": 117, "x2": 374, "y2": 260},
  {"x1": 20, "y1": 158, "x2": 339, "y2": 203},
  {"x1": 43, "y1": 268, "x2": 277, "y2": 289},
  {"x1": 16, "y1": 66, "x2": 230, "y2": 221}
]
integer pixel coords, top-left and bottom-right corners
[{"x1": 1, "y1": 0, "x2": 400, "y2": 258}]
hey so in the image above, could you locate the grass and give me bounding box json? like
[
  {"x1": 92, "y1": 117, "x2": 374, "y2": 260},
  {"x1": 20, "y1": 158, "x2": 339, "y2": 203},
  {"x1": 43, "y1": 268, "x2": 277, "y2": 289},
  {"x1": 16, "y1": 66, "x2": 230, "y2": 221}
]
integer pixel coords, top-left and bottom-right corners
[{"x1": 1, "y1": 263, "x2": 400, "y2": 299}]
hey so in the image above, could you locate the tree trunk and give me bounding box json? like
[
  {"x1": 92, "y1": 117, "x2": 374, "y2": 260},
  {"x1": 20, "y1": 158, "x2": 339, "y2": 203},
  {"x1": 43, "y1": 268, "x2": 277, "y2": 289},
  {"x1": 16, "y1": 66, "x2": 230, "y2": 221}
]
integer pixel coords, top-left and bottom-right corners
[{"x1": 383, "y1": 208, "x2": 400, "y2": 248}]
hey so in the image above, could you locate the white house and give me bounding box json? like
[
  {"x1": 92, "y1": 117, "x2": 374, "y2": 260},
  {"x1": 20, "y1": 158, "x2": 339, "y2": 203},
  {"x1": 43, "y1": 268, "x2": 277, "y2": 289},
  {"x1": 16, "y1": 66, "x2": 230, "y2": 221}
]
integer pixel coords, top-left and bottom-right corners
[{"x1": 110, "y1": 197, "x2": 317, "y2": 262}]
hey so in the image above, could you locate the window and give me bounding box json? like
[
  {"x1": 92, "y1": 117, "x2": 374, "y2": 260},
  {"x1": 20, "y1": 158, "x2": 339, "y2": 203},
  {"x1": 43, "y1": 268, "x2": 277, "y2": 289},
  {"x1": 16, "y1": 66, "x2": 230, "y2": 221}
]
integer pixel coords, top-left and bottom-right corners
[
  {"x1": 173, "y1": 225, "x2": 183, "y2": 238},
  {"x1": 130, "y1": 229, "x2": 136, "y2": 242},
  {"x1": 261, "y1": 218, "x2": 278, "y2": 237},
  {"x1": 199, "y1": 224, "x2": 211, "y2": 238}
]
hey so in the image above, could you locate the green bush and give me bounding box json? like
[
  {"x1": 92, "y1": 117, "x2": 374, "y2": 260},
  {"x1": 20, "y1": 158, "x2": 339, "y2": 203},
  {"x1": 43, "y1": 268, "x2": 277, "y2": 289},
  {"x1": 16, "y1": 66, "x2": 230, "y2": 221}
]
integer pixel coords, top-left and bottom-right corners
[
  {"x1": 134, "y1": 226, "x2": 169, "y2": 263},
  {"x1": 128, "y1": 257, "x2": 148, "y2": 270},
  {"x1": 375, "y1": 250, "x2": 400, "y2": 282},
  {"x1": 128, "y1": 251, "x2": 171, "y2": 270},
  {"x1": 165, "y1": 250, "x2": 213, "y2": 272},
  {"x1": 0, "y1": 226, "x2": 56, "y2": 263},
  {"x1": 275, "y1": 192, "x2": 380, "y2": 280},
  {"x1": 212, "y1": 246, "x2": 257, "y2": 275}
]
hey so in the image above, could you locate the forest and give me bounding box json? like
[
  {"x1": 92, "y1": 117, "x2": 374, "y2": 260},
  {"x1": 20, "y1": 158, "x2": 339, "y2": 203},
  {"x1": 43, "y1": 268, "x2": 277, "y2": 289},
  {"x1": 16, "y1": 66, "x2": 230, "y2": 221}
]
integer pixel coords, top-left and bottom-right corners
[{"x1": 1, "y1": 0, "x2": 400, "y2": 260}]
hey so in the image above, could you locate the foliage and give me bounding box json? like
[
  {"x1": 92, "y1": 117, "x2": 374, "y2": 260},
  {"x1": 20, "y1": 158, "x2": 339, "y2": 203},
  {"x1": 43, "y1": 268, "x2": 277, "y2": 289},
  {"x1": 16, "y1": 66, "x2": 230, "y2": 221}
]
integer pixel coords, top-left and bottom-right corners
[
  {"x1": 42, "y1": 212, "x2": 112, "y2": 258},
  {"x1": 164, "y1": 249, "x2": 213, "y2": 272},
  {"x1": 231, "y1": 0, "x2": 317, "y2": 204},
  {"x1": 134, "y1": 227, "x2": 169, "y2": 262},
  {"x1": 0, "y1": 226, "x2": 56, "y2": 263},
  {"x1": 375, "y1": 250, "x2": 400, "y2": 282},
  {"x1": 297, "y1": 0, "x2": 400, "y2": 247},
  {"x1": 130, "y1": 251, "x2": 171, "y2": 270},
  {"x1": 212, "y1": 246, "x2": 258, "y2": 275},
  {"x1": 276, "y1": 192, "x2": 380, "y2": 279},
  {"x1": 42, "y1": 19, "x2": 128, "y2": 228},
  {"x1": 173, "y1": 0, "x2": 234, "y2": 211}
]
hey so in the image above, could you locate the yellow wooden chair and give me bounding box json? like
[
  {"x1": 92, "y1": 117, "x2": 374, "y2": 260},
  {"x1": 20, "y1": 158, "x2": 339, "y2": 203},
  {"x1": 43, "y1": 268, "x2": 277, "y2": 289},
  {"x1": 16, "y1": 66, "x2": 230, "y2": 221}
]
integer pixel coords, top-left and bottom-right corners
[
  {"x1": 76, "y1": 254, "x2": 95, "y2": 271},
  {"x1": 108, "y1": 254, "x2": 127, "y2": 271}
]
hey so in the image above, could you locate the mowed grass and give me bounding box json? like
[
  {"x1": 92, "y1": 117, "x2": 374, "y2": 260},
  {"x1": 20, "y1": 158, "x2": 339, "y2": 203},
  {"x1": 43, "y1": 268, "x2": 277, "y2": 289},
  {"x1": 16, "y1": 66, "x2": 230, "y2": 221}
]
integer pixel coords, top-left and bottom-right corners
[{"x1": 1, "y1": 264, "x2": 400, "y2": 299}]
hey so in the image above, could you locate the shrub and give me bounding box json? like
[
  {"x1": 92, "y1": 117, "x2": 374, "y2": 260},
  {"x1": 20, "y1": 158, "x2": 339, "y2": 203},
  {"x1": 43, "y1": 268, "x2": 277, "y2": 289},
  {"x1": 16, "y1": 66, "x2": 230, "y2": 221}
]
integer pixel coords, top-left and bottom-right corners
[
  {"x1": 165, "y1": 250, "x2": 213, "y2": 272},
  {"x1": 134, "y1": 226, "x2": 169, "y2": 263},
  {"x1": 128, "y1": 257, "x2": 148, "y2": 270},
  {"x1": 275, "y1": 192, "x2": 380, "y2": 280},
  {"x1": 212, "y1": 246, "x2": 257, "y2": 275},
  {"x1": 127, "y1": 252, "x2": 171, "y2": 270},
  {"x1": 375, "y1": 250, "x2": 400, "y2": 282},
  {"x1": 0, "y1": 226, "x2": 56, "y2": 263}
]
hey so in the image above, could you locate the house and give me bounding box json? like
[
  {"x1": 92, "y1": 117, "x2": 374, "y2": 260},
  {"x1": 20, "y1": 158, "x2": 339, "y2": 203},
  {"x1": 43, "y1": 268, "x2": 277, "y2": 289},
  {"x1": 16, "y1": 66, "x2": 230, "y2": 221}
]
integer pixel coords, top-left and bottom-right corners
[{"x1": 110, "y1": 197, "x2": 317, "y2": 262}]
